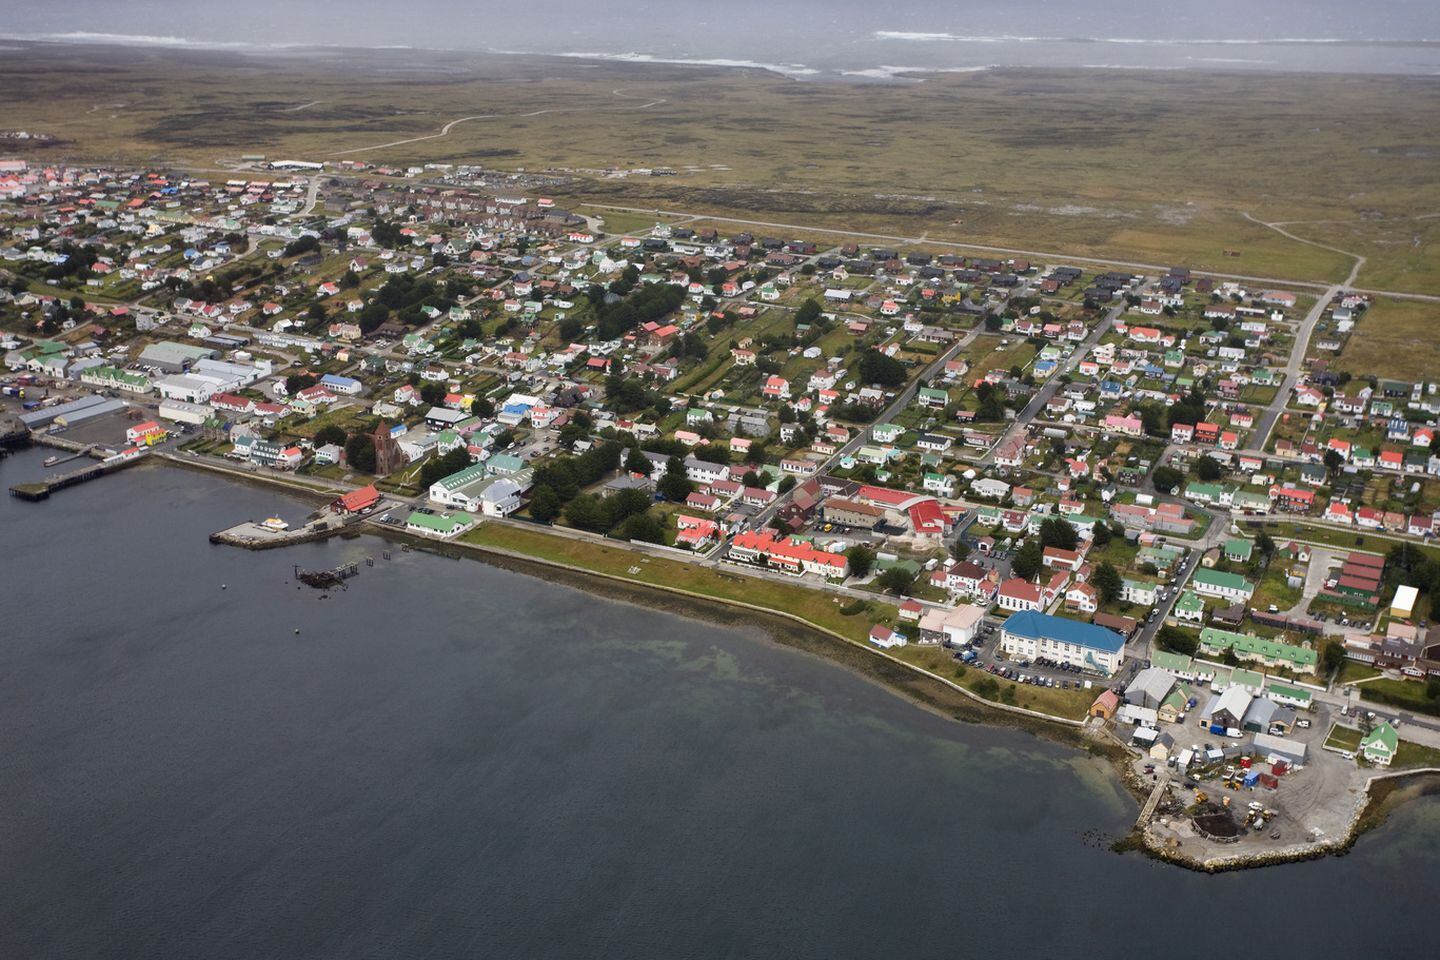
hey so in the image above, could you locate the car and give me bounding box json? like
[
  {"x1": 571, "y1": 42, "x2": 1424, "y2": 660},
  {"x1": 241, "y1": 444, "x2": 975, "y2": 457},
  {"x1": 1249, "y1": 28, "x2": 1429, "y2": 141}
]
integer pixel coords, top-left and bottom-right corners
[{"x1": 1296, "y1": 719, "x2": 1311, "y2": 729}]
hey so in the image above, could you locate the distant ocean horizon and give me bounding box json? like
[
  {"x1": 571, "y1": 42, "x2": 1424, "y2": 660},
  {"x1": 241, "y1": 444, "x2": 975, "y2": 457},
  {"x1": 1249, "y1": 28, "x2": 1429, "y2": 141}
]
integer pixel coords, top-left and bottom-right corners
[{"x1": 5, "y1": 16, "x2": 1440, "y2": 79}]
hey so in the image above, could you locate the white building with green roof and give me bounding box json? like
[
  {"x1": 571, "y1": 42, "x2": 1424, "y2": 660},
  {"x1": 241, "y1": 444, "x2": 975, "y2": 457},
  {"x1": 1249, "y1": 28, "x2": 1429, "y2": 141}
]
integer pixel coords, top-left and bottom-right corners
[
  {"x1": 1173, "y1": 591, "x2": 1205, "y2": 623},
  {"x1": 1360, "y1": 722, "x2": 1398, "y2": 766},
  {"x1": 405, "y1": 509, "x2": 475, "y2": 539},
  {"x1": 1199, "y1": 627, "x2": 1318, "y2": 675},
  {"x1": 80, "y1": 365, "x2": 154, "y2": 394},
  {"x1": 1191, "y1": 568, "x2": 1255, "y2": 603}
]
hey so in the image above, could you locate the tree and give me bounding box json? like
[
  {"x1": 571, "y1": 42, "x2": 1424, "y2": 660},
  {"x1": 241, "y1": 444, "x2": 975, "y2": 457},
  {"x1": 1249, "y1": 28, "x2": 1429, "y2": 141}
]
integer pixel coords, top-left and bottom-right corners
[
  {"x1": 1092, "y1": 562, "x2": 1123, "y2": 605},
  {"x1": 619, "y1": 510, "x2": 666, "y2": 544},
  {"x1": 564, "y1": 494, "x2": 611, "y2": 532},
  {"x1": 313, "y1": 424, "x2": 347, "y2": 447},
  {"x1": 876, "y1": 567, "x2": 916, "y2": 595},
  {"x1": 856, "y1": 348, "x2": 907, "y2": 387},
  {"x1": 285, "y1": 372, "x2": 318, "y2": 395},
  {"x1": 949, "y1": 540, "x2": 971, "y2": 562},
  {"x1": 845, "y1": 545, "x2": 876, "y2": 578},
  {"x1": 283, "y1": 234, "x2": 319, "y2": 257},
  {"x1": 1152, "y1": 465, "x2": 1184, "y2": 493},
  {"x1": 1323, "y1": 448, "x2": 1345, "y2": 477},
  {"x1": 344, "y1": 432, "x2": 376, "y2": 473},
  {"x1": 777, "y1": 475, "x2": 796, "y2": 494},
  {"x1": 794, "y1": 298, "x2": 822, "y2": 327},
  {"x1": 624, "y1": 447, "x2": 653, "y2": 476},
  {"x1": 1155, "y1": 625, "x2": 1198, "y2": 657},
  {"x1": 1039, "y1": 517, "x2": 1078, "y2": 551},
  {"x1": 1321, "y1": 640, "x2": 1346, "y2": 677},
  {"x1": 1091, "y1": 522, "x2": 1112, "y2": 547},
  {"x1": 528, "y1": 484, "x2": 561, "y2": 523},
  {"x1": 1193, "y1": 456, "x2": 1223, "y2": 482},
  {"x1": 419, "y1": 446, "x2": 472, "y2": 489},
  {"x1": 656, "y1": 456, "x2": 694, "y2": 502},
  {"x1": 1255, "y1": 530, "x2": 1276, "y2": 561},
  {"x1": 1011, "y1": 539, "x2": 1044, "y2": 582},
  {"x1": 419, "y1": 381, "x2": 448, "y2": 406}
]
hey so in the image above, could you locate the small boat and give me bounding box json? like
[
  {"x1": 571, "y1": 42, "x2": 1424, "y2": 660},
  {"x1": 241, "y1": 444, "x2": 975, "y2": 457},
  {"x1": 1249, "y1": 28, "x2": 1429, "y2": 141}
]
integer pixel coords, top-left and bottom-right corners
[{"x1": 42, "y1": 455, "x2": 61, "y2": 467}]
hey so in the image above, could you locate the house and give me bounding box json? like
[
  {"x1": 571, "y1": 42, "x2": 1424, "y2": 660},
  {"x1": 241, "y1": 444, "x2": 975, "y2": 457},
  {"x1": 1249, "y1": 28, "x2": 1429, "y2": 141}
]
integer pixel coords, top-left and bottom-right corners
[
  {"x1": 1360, "y1": 722, "x2": 1398, "y2": 766},
  {"x1": 869, "y1": 624, "x2": 907, "y2": 649},
  {"x1": 999, "y1": 611, "x2": 1127, "y2": 676},
  {"x1": 334, "y1": 485, "x2": 380, "y2": 515},
  {"x1": 997, "y1": 578, "x2": 1043, "y2": 612},
  {"x1": 1090, "y1": 689, "x2": 1121, "y2": 720},
  {"x1": 1190, "y1": 568, "x2": 1255, "y2": 603},
  {"x1": 1065, "y1": 582, "x2": 1099, "y2": 614},
  {"x1": 1121, "y1": 579, "x2": 1158, "y2": 606},
  {"x1": 917, "y1": 605, "x2": 984, "y2": 645}
]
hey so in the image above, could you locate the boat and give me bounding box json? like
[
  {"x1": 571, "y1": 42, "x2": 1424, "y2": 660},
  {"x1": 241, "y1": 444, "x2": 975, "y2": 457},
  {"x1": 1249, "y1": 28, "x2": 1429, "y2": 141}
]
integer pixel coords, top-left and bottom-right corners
[{"x1": 42, "y1": 455, "x2": 61, "y2": 467}]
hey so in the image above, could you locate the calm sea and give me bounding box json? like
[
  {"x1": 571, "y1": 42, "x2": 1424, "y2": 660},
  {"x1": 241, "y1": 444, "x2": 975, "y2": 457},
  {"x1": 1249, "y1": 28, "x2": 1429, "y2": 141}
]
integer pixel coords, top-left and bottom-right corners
[{"x1": 1, "y1": 445, "x2": 1437, "y2": 958}]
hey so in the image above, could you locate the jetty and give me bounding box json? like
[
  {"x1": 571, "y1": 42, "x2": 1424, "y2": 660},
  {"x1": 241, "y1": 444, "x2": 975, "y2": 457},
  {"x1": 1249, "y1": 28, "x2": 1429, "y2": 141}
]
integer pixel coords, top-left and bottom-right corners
[
  {"x1": 209, "y1": 515, "x2": 350, "y2": 549},
  {"x1": 8, "y1": 450, "x2": 146, "y2": 501}
]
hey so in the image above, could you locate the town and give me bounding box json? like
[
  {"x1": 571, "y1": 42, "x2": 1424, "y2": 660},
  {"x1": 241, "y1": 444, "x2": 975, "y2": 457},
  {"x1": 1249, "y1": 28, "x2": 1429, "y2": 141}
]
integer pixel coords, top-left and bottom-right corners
[{"x1": 3, "y1": 157, "x2": 1439, "y2": 867}]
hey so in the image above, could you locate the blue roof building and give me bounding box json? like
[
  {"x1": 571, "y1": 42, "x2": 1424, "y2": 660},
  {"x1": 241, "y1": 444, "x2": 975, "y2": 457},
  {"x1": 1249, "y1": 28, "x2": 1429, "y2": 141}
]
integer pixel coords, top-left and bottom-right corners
[{"x1": 1000, "y1": 611, "x2": 1127, "y2": 676}]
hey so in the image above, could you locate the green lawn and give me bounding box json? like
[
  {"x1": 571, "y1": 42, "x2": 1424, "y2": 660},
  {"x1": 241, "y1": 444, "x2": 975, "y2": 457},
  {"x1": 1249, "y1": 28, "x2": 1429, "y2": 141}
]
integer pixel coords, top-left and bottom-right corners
[
  {"x1": 1394, "y1": 740, "x2": 1440, "y2": 770},
  {"x1": 1336, "y1": 661, "x2": 1383, "y2": 685},
  {"x1": 462, "y1": 522, "x2": 892, "y2": 644},
  {"x1": 1359, "y1": 678, "x2": 1440, "y2": 717},
  {"x1": 1324, "y1": 724, "x2": 1363, "y2": 752}
]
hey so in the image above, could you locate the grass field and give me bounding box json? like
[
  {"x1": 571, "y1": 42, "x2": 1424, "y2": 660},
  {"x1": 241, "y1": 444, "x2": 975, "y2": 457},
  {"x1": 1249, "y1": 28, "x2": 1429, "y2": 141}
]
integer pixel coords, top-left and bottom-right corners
[
  {"x1": 4, "y1": 43, "x2": 1440, "y2": 290},
  {"x1": 461, "y1": 522, "x2": 893, "y2": 644},
  {"x1": 1324, "y1": 724, "x2": 1364, "y2": 752},
  {"x1": 1335, "y1": 296, "x2": 1440, "y2": 380}
]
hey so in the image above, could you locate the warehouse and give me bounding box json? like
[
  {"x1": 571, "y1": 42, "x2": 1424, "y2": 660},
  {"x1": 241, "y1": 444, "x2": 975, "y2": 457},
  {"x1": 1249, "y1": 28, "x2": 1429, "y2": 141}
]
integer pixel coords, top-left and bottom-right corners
[
  {"x1": 137, "y1": 341, "x2": 216, "y2": 374},
  {"x1": 19, "y1": 394, "x2": 117, "y2": 430}
]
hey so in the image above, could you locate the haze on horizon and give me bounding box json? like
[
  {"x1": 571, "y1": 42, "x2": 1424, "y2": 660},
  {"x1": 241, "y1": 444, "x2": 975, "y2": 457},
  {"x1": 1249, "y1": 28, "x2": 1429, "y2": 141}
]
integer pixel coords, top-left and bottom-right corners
[{"x1": 8, "y1": 0, "x2": 1440, "y2": 75}]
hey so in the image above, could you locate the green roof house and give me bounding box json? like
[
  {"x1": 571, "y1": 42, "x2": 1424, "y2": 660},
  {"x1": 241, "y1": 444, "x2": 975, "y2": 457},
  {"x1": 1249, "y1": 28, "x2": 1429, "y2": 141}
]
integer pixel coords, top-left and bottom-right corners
[{"x1": 1360, "y1": 722, "x2": 1398, "y2": 766}]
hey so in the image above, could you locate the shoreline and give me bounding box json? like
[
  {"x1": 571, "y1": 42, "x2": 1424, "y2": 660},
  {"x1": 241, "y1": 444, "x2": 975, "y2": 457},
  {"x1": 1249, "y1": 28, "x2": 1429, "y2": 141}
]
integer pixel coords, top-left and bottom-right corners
[
  {"x1": 352, "y1": 519, "x2": 1440, "y2": 873},
  {"x1": 152, "y1": 452, "x2": 1440, "y2": 873}
]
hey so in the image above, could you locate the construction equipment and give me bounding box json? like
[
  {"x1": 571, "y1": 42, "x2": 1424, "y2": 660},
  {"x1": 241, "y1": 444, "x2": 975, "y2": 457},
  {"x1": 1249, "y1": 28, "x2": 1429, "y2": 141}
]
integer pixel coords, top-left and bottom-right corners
[{"x1": 1194, "y1": 790, "x2": 1208, "y2": 805}]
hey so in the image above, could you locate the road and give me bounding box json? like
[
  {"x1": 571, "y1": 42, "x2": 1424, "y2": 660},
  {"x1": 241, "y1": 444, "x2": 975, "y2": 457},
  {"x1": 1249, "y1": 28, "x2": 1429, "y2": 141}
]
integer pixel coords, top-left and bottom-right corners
[
  {"x1": 328, "y1": 93, "x2": 667, "y2": 158},
  {"x1": 1246, "y1": 282, "x2": 1342, "y2": 453},
  {"x1": 736, "y1": 320, "x2": 984, "y2": 538},
  {"x1": 977, "y1": 302, "x2": 1123, "y2": 465},
  {"x1": 585, "y1": 203, "x2": 1420, "y2": 297}
]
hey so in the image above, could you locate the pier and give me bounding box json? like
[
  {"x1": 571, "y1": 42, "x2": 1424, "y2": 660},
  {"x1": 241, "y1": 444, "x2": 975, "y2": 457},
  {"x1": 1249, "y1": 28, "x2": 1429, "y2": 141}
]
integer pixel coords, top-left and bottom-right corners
[{"x1": 8, "y1": 451, "x2": 146, "y2": 501}]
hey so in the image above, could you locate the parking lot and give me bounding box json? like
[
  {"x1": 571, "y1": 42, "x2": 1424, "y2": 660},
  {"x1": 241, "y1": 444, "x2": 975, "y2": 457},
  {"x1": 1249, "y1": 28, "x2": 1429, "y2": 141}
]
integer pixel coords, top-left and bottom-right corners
[{"x1": 940, "y1": 618, "x2": 1106, "y2": 694}]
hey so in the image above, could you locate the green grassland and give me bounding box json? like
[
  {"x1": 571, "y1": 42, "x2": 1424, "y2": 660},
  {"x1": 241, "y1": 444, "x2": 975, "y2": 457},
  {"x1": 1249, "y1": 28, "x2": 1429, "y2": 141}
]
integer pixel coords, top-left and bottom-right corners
[
  {"x1": 4, "y1": 43, "x2": 1439, "y2": 290},
  {"x1": 1334, "y1": 296, "x2": 1440, "y2": 381}
]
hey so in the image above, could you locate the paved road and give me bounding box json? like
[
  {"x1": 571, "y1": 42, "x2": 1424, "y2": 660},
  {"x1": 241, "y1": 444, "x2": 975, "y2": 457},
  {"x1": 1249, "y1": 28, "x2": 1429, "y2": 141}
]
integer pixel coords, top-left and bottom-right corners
[
  {"x1": 977, "y1": 302, "x2": 1123, "y2": 466},
  {"x1": 1246, "y1": 282, "x2": 1342, "y2": 453},
  {"x1": 735, "y1": 322, "x2": 983, "y2": 538}
]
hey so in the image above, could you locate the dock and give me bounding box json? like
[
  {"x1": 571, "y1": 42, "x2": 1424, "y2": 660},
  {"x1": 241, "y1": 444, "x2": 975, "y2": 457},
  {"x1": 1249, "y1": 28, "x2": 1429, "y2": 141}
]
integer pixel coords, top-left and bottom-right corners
[
  {"x1": 8, "y1": 451, "x2": 146, "y2": 501},
  {"x1": 208, "y1": 516, "x2": 345, "y2": 549}
]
